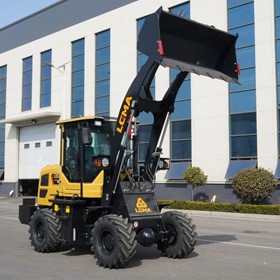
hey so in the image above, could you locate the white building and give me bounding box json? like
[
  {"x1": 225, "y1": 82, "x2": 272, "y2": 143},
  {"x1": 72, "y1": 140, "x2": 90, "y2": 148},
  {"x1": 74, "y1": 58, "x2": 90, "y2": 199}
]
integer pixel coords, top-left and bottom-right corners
[{"x1": 0, "y1": 0, "x2": 279, "y2": 202}]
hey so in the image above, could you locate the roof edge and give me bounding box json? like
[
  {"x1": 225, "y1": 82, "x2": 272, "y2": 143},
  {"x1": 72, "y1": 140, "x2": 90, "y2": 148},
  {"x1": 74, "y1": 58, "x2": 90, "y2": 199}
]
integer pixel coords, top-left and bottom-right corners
[{"x1": 0, "y1": 0, "x2": 68, "y2": 31}]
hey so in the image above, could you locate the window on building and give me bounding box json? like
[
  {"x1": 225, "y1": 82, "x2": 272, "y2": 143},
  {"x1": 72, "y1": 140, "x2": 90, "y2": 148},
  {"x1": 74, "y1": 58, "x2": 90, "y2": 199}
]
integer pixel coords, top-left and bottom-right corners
[
  {"x1": 40, "y1": 50, "x2": 52, "y2": 108},
  {"x1": 276, "y1": 0, "x2": 280, "y2": 152},
  {"x1": 275, "y1": 0, "x2": 280, "y2": 177},
  {"x1": 46, "y1": 141, "x2": 52, "y2": 147},
  {"x1": 137, "y1": 17, "x2": 155, "y2": 162},
  {"x1": 35, "y1": 142, "x2": 41, "y2": 148},
  {"x1": 228, "y1": 0, "x2": 256, "y2": 159},
  {"x1": 0, "y1": 65, "x2": 7, "y2": 179},
  {"x1": 71, "y1": 38, "x2": 85, "y2": 117},
  {"x1": 22, "y1": 56, "x2": 32, "y2": 111},
  {"x1": 138, "y1": 124, "x2": 152, "y2": 161},
  {"x1": 95, "y1": 30, "x2": 110, "y2": 117},
  {"x1": 0, "y1": 66, "x2": 6, "y2": 120},
  {"x1": 226, "y1": 0, "x2": 256, "y2": 179},
  {"x1": 225, "y1": 159, "x2": 257, "y2": 180},
  {"x1": 24, "y1": 143, "x2": 30, "y2": 149},
  {"x1": 166, "y1": 2, "x2": 191, "y2": 180}
]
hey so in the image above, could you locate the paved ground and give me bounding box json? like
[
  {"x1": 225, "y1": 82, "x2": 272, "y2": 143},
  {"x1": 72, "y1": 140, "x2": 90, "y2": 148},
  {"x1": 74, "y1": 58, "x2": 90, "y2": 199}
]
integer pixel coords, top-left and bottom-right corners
[{"x1": 0, "y1": 197, "x2": 279, "y2": 280}]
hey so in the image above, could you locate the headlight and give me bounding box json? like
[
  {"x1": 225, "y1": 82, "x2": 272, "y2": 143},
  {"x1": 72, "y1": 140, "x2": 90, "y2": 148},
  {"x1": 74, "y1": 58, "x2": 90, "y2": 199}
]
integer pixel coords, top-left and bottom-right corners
[
  {"x1": 102, "y1": 157, "x2": 109, "y2": 167},
  {"x1": 157, "y1": 159, "x2": 169, "y2": 170},
  {"x1": 158, "y1": 160, "x2": 164, "y2": 169}
]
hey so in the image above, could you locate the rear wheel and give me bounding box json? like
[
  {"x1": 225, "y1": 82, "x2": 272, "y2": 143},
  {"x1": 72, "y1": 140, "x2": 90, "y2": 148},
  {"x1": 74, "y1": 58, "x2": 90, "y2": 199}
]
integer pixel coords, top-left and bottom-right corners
[
  {"x1": 158, "y1": 211, "x2": 196, "y2": 258},
  {"x1": 29, "y1": 208, "x2": 61, "y2": 252},
  {"x1": 91, "y1": 214, "x2": 137, "y2": 268}
]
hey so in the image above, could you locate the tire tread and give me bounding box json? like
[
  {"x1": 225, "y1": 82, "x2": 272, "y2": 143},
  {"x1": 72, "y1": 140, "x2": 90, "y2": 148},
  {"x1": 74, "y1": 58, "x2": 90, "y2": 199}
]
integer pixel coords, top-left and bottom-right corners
[{"x1": 91, "y1": 214, "x2": 137, "y2": 268}]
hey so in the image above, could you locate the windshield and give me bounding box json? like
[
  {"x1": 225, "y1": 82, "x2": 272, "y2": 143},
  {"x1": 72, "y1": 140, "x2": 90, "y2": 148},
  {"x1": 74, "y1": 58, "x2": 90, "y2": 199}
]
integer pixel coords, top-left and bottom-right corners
[{"x1": 89, "y1": 124, "x2": 112, "y2": 156}]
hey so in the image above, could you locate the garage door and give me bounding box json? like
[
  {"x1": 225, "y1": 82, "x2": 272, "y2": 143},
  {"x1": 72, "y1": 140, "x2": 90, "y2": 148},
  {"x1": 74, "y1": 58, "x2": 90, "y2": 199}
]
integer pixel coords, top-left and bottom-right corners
[{"x1": 19, "y1": 123, "x2": 56, "y2": 179}]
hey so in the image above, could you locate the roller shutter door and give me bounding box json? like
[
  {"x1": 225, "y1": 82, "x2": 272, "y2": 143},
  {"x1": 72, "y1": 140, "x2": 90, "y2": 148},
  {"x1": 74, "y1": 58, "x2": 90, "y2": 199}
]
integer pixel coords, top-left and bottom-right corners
[{"x1": 19, "y1": 123, "x2": 56, "y2": 179}]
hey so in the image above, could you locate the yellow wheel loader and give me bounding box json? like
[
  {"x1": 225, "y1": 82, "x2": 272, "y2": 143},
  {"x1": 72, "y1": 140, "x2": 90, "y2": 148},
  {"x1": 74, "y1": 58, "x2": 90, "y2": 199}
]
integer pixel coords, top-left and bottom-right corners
[{"x1": 19, "y1": 7, "x2": 239, "y2": 268}]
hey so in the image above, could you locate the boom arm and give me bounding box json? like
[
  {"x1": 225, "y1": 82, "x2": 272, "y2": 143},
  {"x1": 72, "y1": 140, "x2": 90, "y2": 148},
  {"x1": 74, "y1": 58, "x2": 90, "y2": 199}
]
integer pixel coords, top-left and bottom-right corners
[{"x1": 101, "y1": 7, "x2": 239, "y2": 206}]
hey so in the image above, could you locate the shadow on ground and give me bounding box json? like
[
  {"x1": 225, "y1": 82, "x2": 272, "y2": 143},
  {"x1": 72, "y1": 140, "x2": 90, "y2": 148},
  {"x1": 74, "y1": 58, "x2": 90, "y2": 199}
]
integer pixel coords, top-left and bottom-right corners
[
  {"x1": 62, "y1": 243, "x2": 198, "y2": 269},
  {"x1": 197, "y1": 234, "x2": 237, "y2": 246}
]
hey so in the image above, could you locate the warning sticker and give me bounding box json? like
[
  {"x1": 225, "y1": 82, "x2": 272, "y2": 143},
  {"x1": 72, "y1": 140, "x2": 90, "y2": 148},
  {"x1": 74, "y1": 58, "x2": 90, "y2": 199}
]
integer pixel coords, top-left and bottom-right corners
[{"x1": 135, "y1": 197, "x2": 152, "y2": 213}]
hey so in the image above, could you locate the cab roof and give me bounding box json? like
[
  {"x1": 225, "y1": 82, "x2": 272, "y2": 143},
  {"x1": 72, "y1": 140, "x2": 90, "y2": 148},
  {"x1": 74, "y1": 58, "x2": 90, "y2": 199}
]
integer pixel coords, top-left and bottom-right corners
[
  {"x1": 56, "y1": 116, "x2": 104, "y2": 125},
  {"x1": 56, "y1": 116, "x2": 117, "y2": 125}
]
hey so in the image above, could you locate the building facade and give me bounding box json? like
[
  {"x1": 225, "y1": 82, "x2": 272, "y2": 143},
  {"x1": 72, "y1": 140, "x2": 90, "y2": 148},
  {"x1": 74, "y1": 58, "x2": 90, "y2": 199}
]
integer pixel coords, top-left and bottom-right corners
[{"x1": 0, "y1": 0, "x2": 279, "y2": 202}]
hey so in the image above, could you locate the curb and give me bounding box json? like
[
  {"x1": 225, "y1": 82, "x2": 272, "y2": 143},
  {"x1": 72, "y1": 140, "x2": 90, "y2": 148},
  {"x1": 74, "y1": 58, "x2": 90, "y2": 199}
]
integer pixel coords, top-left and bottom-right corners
[{"x1": 162, "y1": 208, "x2": 280, "y2": 222}]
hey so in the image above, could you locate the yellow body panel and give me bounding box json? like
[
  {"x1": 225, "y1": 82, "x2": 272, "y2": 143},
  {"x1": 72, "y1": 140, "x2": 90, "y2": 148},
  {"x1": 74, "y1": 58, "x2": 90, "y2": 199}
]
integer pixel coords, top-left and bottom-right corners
[
  {"x1": 37, "y1": 164, "x2": 104, "y2": 207},
  {"x1": 37, "y1": 165, "x2": 62, "y2": 206},
  {"x1": 82, "y1": 171, "x2": 104, "y2": 198}
]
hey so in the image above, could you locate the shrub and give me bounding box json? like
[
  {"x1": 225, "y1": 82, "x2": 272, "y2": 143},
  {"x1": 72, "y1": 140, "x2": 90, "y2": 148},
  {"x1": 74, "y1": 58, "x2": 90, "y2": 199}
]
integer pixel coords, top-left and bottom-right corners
[
  {"x1": 232, "y1": 167, "x2": 277, "y2": 205},
  {"x1": 183, "y1": 166, "x2": 208, "y2": 201}
]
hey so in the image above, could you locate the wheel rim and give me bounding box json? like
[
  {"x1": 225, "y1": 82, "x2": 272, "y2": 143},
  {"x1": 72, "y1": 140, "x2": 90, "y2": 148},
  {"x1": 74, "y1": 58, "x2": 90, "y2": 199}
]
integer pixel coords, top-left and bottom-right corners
[
  {"x1": 166, "y1": 224, "x2": 178, "y2": 245},
  {"x1": 35, "y1": 221, "x2": 46, "y2": 242},
  {"x1": 100, "y1": 230, "x2": 115, "y2": 254}
]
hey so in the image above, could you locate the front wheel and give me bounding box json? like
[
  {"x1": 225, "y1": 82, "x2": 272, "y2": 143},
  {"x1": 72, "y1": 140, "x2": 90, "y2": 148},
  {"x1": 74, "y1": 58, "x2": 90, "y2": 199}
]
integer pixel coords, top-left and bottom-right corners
[
  {"x1": 158, "y1": 211, "x2": 197, "y2": 258},
  {"x1": 91, "y1": 214, "x2": 137, "y2": 268},
  {"x1": 29, "y1": 208, "x2": 61, "y2": 252}
]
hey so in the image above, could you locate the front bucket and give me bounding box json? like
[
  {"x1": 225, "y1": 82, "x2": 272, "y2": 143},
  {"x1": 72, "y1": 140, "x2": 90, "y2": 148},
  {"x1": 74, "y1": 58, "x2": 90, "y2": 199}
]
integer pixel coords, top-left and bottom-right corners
[{"x1": 137, "y1": 7, "x2": 239, "y2": 83}]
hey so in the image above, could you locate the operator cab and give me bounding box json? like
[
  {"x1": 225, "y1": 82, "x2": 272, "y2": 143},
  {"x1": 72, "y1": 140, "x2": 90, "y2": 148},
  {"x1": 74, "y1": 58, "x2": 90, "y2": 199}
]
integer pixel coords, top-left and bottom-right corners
[{"x1": 57, "y1": 117, "x2": 116, "y2": 183}]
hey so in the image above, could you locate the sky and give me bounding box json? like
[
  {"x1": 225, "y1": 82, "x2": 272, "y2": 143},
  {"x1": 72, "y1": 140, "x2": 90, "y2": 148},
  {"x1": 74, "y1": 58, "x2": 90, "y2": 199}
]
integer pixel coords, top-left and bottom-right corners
[{"x1": 0, "y1": 0, "x2": 60, "y2": 28}]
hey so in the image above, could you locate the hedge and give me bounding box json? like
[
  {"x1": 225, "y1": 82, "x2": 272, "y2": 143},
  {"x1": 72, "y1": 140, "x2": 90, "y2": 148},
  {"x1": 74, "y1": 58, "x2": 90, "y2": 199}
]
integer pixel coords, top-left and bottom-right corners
[{"x1": 158, "y1": 200, "x2": 280, "y2": 215}]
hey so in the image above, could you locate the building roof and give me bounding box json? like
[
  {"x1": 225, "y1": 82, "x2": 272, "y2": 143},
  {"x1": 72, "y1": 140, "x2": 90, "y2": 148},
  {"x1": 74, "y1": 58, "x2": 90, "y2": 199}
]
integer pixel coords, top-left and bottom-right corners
[{"x1": 0, "y1": 0, "x2": 137, "y2": 54}]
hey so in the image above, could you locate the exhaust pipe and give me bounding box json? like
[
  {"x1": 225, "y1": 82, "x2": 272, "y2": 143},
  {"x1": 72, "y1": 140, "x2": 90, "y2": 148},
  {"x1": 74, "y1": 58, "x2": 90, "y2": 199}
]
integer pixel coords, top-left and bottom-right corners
[{"x1": 138, "y1": 7, "x2": 239, "y2": 83}]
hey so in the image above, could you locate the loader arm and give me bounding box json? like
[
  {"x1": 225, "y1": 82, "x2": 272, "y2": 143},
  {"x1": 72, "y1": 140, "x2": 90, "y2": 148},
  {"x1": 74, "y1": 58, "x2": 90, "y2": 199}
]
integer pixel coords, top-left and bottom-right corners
[
  {"x1": 101, "y1": 58, "x2": 160, "y2": 205},
  {"x1": 101, "y1": 7, "x2": 239, "y2": 206}
]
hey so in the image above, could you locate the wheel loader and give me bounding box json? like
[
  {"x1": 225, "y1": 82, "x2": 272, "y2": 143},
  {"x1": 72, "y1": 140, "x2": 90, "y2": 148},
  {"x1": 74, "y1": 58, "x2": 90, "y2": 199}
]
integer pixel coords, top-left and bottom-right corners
[{"x1": 19, "y1": 7, "x2": 239, "y2": 268}]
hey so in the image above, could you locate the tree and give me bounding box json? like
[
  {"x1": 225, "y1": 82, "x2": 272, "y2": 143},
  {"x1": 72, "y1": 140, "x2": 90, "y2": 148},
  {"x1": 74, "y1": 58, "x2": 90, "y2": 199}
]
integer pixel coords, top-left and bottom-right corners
[
  {"x1": 232, "y1": 167, "x2": 277, "y2": 204},
  {"x1": 183, "y1": 166, "x2": 208, "y2": 201}
]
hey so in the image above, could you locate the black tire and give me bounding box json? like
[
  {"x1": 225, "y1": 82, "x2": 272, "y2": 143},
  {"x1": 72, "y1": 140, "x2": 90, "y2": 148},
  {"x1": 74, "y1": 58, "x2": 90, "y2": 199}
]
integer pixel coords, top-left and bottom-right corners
[
  {"x1": 91, "y1": 214, "x2": 137, "y2": 268},
  {"x1": 29, "y1": 208, "x2": 61, "y2": 252},
  {"x1": 158, "y1": 211, "x2": 197, "y2": 258}
]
